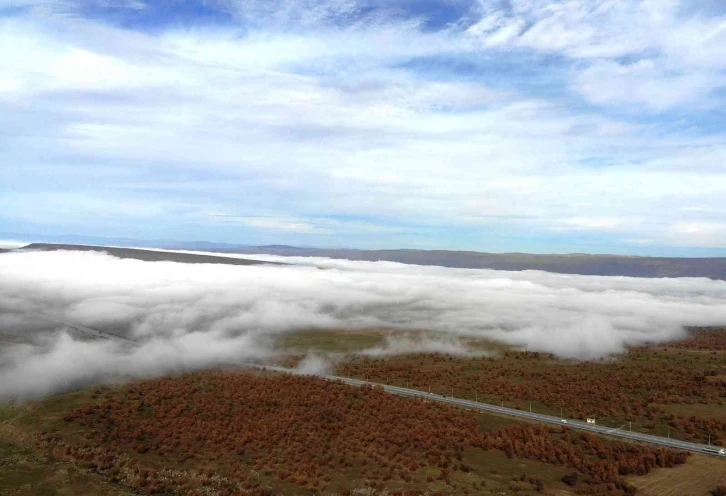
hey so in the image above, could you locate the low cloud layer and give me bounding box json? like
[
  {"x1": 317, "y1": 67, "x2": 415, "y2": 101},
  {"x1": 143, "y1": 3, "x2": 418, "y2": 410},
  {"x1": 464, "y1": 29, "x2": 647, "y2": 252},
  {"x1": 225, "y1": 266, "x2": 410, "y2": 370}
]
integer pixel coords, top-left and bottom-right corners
[
  {"x1": 2, "y1": 249, "x2": 726, "y2": 400},
  {"x1": 359, "y1": 335, "x2": 476, "y2": 358}
]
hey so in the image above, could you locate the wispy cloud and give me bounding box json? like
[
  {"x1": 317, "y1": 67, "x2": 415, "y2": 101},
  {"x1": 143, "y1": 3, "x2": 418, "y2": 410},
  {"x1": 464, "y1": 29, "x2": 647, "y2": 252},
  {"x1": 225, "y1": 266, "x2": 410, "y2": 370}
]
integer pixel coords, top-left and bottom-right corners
[
  {"x1": 575, "y1": 60, "x2": 720, "y2": 111},
  {"x1": 209, "y1": 214, "x2": 333, "y2": 234}
]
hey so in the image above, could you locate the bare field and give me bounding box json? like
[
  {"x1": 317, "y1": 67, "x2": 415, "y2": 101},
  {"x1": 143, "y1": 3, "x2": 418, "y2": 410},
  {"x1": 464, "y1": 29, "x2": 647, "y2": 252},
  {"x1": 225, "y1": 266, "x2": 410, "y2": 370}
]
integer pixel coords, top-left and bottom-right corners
[{"x1": 628, "y1": 454, "x2": 726, "y2": 496}]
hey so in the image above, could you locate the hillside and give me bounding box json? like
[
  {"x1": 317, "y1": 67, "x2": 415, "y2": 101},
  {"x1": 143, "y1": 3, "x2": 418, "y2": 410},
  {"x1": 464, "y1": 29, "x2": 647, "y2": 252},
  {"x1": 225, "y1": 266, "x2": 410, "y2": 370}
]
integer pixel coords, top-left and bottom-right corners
[
  {"x1": 167, "y1": 244, "x2": 726, "y2": 279},
  {"x1": 15, "y1": 243, "x2": 278, "y2": 266}
]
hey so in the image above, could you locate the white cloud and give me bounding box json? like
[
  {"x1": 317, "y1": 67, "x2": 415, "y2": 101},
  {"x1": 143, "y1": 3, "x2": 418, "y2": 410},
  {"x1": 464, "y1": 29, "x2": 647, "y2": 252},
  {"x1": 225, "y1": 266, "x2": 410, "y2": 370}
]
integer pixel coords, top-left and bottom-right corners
[
  {"x1": 667, "y1": 221, "x2": 726, "y2": 247},
  {"x1": 212, "y1": 0, "x2": 364, "y2": 29},
  {"x1": 575, "y1": 59, "x2": 717, "y2": 111},
  {"x1": 555, "y1": 217, "x2": 622, "y2": 231},
  {"x1": 360, "y1": 334, "x2": 479, "y2": 357},
  {"x1": 0, "y1": 240, "x2": 29, "y2": 249},
  {"x1": 3, "y1": 250, "x2": 726, "y2": 399},
  {"x1": 0, "y1": 1, "x2": 725, "y2": 250},
  {"x1": 467, "y1": 0, "x2": 672, "y2": 59},
  {"x1": 295, "y1": 353, "x2": 336, "y2": 375},
  {"x1": 465, "y1": 0, "x2": 726, "y2": 110},
  {"x1": 210, "y1": 214, "x2": 332, "y2": 234}
]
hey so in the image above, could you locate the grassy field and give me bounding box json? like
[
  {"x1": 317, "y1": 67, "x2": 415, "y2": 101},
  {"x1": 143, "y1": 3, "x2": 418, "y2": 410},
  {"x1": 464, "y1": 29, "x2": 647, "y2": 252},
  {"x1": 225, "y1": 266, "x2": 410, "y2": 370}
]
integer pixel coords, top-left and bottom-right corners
[
  {"x1": 0, "y1": 440, "x2": 137, "y2": 496},
  {"x1": 273, "y1": 327, "x2": 511, "y2": 357},
  {"x1": 274, "y1": 328, "x2": 390, "y2": 352},
  {"x1": 662, "y1": 402, "x2": 726, "y2": 424},
  {"x1": 0, "y1": 402, "x2": 136, "y2": 496}
]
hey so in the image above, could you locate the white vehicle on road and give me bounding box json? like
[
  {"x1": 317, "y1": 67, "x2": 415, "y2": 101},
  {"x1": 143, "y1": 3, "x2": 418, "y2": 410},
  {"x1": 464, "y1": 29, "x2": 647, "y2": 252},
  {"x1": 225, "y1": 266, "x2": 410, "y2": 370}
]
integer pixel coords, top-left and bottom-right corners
[{"x1": 560, "y1": 419, "x2": 568, "y2": 424}]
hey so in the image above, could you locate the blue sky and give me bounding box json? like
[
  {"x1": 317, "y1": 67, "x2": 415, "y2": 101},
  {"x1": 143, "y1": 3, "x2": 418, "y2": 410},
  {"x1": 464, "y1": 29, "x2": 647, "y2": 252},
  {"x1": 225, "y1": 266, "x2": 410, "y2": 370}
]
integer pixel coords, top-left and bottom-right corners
[{"x1": 1, "y1": 0, "x2": 726, "y2": 255}]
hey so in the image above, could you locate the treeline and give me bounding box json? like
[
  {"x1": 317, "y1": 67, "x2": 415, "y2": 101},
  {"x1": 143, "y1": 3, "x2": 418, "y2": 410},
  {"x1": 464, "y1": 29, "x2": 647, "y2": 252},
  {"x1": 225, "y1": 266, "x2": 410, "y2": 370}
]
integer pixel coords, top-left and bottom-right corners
[{"x1": 49, "y1": 372, "x2": 690, "y2": 495}]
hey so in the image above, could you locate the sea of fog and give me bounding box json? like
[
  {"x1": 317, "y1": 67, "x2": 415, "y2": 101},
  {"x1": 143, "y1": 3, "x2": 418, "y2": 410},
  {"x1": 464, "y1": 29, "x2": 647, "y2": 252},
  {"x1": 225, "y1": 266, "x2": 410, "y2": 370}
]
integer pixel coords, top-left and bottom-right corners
[{"x1": 2, "y1": 248, "x2": 726, "y2": 400}]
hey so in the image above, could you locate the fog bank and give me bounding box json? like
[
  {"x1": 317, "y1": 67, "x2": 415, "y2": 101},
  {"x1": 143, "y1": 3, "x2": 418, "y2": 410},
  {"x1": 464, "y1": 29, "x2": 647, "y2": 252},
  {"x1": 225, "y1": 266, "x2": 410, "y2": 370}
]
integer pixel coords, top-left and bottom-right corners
[{"x1": 2, "y1": 249, "x2": 726, "y2": 400}]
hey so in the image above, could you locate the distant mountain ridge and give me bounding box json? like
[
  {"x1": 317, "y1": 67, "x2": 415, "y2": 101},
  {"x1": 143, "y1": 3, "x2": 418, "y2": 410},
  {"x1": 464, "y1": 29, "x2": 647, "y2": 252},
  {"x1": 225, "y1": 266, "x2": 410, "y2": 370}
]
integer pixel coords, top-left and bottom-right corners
[
  {"x1": 163, "y1": 244, "x2": 726, "y2": 279},
  {"x1": 16, "y1": 243, "x2": 277, "y2": 266},
  {"x1": 4, "y1": 236, "x2": 726, "y2": 279}
]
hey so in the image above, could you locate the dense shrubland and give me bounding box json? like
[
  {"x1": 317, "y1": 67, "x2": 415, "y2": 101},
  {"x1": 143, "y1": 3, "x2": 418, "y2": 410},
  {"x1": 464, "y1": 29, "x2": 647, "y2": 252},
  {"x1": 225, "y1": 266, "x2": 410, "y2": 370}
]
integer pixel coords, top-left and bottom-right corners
[
  {"x1": 480, "y1": 425, "x2": 689, "y2": 495},
  {"x1": 43, "y1": 371, "x2": 690, "y2": 495},
  {"x1": 670, "y1": 328, "x2": 726, "y2": 351},
  {"x1": 337, "y1": 330, "x2": 726, "y2": 445}
]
